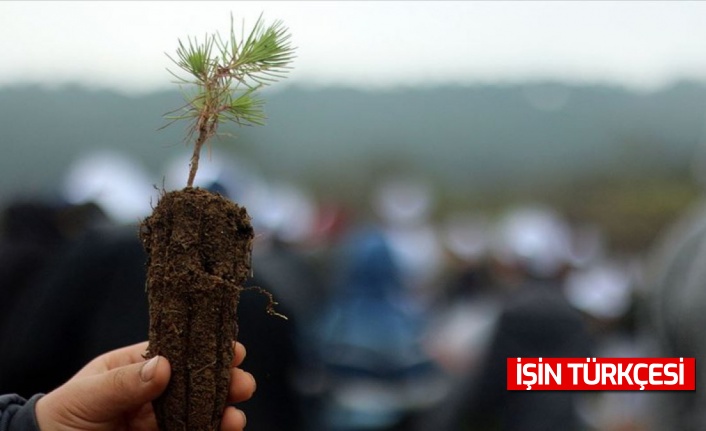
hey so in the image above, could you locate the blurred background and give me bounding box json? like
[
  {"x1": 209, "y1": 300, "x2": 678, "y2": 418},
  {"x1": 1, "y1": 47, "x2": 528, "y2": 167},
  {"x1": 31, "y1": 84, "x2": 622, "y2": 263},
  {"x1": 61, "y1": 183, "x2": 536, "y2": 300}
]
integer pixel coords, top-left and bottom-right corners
[{"x1": 3, "y1": 1, "x2": 706, "y2": 430}]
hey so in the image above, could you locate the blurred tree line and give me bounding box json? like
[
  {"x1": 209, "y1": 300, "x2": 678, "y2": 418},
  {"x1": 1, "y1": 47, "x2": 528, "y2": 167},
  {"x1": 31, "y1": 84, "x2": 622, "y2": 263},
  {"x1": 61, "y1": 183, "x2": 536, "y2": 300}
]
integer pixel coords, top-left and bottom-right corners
[{"x1": 1, "y1": 81, "x2": 705, "y2": 253}]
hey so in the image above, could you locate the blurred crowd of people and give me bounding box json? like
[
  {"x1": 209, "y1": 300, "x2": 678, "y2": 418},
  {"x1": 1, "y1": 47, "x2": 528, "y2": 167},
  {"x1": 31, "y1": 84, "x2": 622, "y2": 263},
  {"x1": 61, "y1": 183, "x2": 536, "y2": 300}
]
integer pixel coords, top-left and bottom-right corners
[{"x1": 0, "y1": 149, "x2": 696, "y2": 431}]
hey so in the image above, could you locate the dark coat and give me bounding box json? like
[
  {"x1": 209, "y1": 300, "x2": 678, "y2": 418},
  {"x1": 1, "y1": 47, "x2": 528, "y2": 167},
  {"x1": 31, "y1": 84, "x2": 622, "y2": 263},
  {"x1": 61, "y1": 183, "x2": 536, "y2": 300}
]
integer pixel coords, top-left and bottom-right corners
[
  {"x1": 644, "y1": 199, "x2": 706, "y2": 431},
  {"x1": 462, "y1": 280, "x2": 593, "y2": 431}
]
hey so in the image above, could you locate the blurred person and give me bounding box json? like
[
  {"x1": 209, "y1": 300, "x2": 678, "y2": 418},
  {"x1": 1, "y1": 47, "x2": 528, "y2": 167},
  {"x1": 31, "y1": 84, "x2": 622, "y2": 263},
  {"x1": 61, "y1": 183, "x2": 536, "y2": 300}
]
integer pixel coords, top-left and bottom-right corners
[
  {"x1": 422, "y1": 211, "x2": 501, "y2": 377},
  {"x1": 0, "y1": 219, "x2": 149, "y2": 395},
  {"x1": 410, "y1": 212, "x2": 503, "y2": 431},
  {"x1": 0, "y1": 161, "x2": 156, "y2": 395},
  {"x1": 0, "y1": 198, "x2": 107, "y2": 334},
  {"x1": 252, "y1": 227, "x2": 329, "y2": 430},
  {"x1": 425, "y1": 204, "x2": 593, "y2": 431},
  {"x1": 637, "y1": 133, "x2": 706, "y2": 431},
  {"x1": 372, "y1": 175, "x2": 445, "y2": 306},
  {"x1": 642, "y1": 197, "x2": 706, "y2": 431},
  {"x1": 313, "y1": 225, "x2": 443, "y2": 431},
  {"x1": 565, "y1": 259, "x2": 650, "y2": 431},
  {"x1": 0, "y1": 340, "x2": 254, "y2": 431},
  {"x1": 247, "y1": 178, "x2": 329, "y2": 343}
]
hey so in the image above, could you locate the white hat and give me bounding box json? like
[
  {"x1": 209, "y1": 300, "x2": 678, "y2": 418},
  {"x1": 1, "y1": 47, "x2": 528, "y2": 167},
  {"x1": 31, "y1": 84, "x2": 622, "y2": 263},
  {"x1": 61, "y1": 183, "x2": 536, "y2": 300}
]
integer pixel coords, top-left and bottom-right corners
[
  {"x1": 564, "y1": 262, "x2": 632, "y2": 319},
  {"x1": 491, "y1": 205, "x2": 574, "y2": 278},
  {"x1": 62, "y1": 149, "x2": 156, "y2": 224}
]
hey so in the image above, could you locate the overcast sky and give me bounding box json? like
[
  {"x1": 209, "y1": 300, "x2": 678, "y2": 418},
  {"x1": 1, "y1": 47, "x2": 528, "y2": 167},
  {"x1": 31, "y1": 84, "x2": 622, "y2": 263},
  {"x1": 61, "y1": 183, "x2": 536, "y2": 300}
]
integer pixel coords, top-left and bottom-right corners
[{"x1": 3, "y1": 1, "x2": 706, "y2": 94}]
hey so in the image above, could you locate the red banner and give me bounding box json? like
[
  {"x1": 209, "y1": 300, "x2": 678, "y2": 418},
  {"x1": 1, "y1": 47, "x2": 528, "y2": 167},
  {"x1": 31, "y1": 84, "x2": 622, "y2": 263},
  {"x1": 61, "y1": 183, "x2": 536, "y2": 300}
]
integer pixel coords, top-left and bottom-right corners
[{"x1": 507, "y1": 357, "x2": 695, "y2": 391}]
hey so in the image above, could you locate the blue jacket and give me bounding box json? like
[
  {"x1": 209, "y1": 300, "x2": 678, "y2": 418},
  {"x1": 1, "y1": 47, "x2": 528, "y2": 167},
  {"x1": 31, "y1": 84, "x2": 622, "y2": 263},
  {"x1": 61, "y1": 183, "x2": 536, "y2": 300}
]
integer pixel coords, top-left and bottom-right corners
[{"x1": 0, "y1": 394, "x2": 42, "y2": 431}]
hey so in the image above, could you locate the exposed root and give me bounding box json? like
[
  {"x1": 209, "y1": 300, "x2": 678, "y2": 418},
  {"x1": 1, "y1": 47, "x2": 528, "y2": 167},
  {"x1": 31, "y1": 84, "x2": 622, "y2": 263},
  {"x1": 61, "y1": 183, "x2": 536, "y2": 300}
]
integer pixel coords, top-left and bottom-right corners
[{"x1": 242, "y1": 286, "x2": 288, "y2": 320}]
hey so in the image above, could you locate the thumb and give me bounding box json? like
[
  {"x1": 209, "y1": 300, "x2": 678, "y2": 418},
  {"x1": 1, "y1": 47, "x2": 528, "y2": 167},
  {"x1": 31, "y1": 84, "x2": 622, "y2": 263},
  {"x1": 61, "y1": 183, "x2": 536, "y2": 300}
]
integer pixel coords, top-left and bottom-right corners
[{"x1": 48, "y1": 356, "x2": 171, "y2": 424}]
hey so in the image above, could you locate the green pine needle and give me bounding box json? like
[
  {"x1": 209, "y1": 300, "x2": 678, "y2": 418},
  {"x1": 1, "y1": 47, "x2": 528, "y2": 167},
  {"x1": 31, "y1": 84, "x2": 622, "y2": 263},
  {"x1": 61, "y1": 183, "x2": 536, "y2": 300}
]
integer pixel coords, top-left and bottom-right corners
[{"x1": 162, "y1": 13, "x2": 296, "y2": 187}]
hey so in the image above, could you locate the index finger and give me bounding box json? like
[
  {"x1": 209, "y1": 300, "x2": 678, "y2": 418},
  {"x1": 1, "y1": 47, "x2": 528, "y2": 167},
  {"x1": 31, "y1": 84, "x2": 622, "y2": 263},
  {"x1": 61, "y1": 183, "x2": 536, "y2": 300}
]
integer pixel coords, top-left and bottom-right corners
[{"x1": 86, "y1": 340, "x2": 245, "y2": 375}]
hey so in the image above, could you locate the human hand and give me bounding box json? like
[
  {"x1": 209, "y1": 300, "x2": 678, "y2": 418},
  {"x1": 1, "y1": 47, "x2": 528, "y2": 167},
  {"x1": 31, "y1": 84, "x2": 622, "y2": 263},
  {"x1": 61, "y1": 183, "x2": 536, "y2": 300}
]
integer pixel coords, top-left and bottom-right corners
[{"x1": 35, "y1": 341, "x2": 255, "y2": 431}]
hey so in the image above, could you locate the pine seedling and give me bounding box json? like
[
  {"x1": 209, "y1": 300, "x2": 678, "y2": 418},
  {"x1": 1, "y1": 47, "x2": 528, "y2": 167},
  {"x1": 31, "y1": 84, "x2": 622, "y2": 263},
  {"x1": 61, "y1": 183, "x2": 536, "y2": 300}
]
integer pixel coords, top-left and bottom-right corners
[
  {"x1": 163, "y1": 14, "x2": 295, "y2": 187},
  {"x1": 142, "y1": 14, "x2": 295, "y2": 431}
]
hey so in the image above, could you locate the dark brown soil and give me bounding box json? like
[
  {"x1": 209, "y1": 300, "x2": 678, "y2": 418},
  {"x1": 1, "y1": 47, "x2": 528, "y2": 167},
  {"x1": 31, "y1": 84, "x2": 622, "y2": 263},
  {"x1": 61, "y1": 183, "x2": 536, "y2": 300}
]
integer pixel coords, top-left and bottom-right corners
[{"x1": 140, "y1": 187, "x2": 253, "y2": 431}]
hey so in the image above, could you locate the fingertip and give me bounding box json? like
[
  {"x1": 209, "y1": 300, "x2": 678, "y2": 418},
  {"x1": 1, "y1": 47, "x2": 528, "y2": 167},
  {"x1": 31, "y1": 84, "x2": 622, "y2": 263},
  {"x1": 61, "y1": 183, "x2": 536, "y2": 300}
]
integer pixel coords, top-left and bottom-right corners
[
  {"x1": 233, "y1": 342, "x2": 246, "y2": 366},
  {"x1": 143, "y1": 355, "x2": 171, "y2": 395},
  {"x1": 155, "y1": 355, "x2": 171, "y2": 382},
  {"x1": 140, "y1": 356, "x2": 160, "y2": 382},
  {"x1": 221, "y1": 406, "x2": 247, "y2": 430},
  {"x1": 228, "y1": 368, "x2": 256, "y2": 403}
]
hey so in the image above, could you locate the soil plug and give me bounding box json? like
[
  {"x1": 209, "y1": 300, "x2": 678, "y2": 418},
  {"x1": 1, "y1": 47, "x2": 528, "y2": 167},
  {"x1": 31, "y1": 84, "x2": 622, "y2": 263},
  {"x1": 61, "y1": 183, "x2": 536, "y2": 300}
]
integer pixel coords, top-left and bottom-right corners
[{"x1": 140, "y1": 14, "x2": 295, "y2": 431}]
